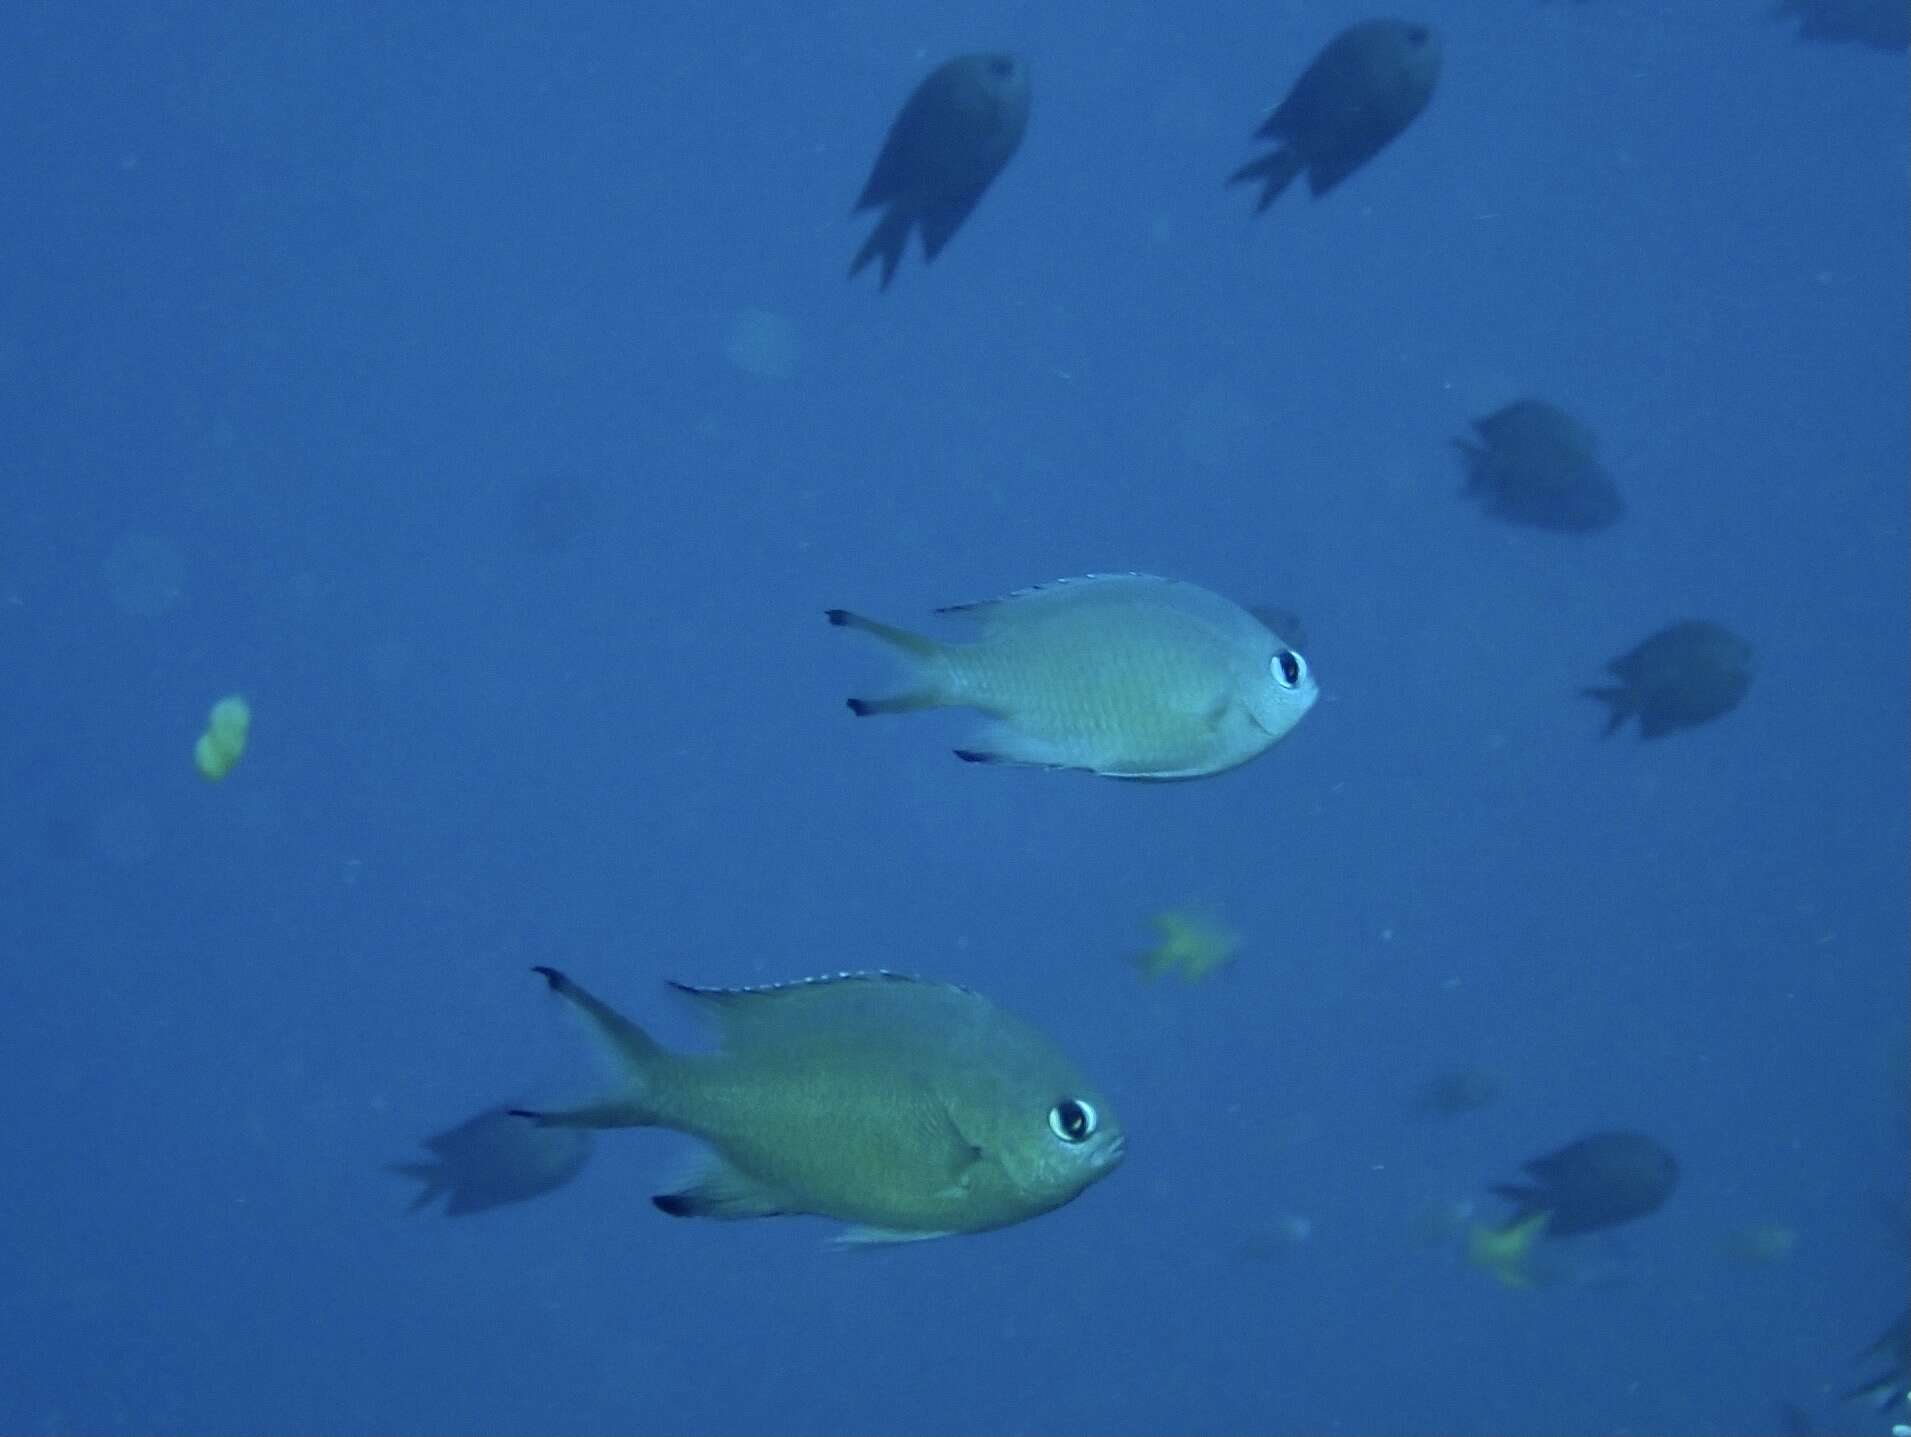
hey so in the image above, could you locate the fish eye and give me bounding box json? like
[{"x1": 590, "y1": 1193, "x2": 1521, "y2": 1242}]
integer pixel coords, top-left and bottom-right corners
[
  {"x1": 1049, "y1": 1099, "x2": 1097, "y2": 1144},
  {"x1": 1271, "y1": 649, "x2": 1305, "y2": 689}
]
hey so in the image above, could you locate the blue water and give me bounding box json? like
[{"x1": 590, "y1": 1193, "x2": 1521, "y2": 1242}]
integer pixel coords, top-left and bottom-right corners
[{"x1": 3, "y1": 5, "x2": 1905, "y2": 1433}]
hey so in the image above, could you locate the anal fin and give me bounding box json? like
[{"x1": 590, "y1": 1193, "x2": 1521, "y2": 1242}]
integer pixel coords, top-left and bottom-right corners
[
  {"x1": 652, "y1": 1155, "x2": 787, "y2": 1221},
  {"x1": 831, "y1": 1225, "x2": 957, "y2": 1250}
]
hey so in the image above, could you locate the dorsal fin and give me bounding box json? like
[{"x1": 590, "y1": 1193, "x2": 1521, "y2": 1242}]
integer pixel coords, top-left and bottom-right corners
[
  {"x1": 934, "y1": 572, "x2": 1165, "y2": 617},
  {"x1": 666, "y1": 971, "x2": 989, "y2": 1052}
]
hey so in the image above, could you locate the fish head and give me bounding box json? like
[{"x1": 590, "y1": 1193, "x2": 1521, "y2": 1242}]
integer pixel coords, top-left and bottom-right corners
[
  {"x1": 959, "y1": 1086, "x2": 1126, "y2": 1223},
  {"x1": 1386, "y1": 22, "x2": 1443, "y2": 103},
  {"x1": 1242, "y1": 641, "x2": 1319, "y2": 744},
  {"x1": 968, "y1": 53, "x2": 1031, "y2": 140}
]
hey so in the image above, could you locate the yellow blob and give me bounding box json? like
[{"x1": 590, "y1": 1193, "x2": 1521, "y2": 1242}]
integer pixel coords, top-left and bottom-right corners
[
  {"x1": 194, "y1": 695, "x2": 251, "y2": 781},
  {"x1": 1466, "y1": 1212, "x2": 1551, "y2": 1290},
  {"x1": 1723, "y1": 1222, "x2": 1797, "y2": 1266},
  {"x1": 1132, "y1": 909, "x2": 1239, "y2": 983}
]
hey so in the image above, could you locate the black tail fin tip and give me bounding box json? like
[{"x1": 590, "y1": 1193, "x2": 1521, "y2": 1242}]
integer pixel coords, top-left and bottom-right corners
[
  {"x1": 531, "y1": 964, "x2": 564, "y2": 988},
  {"x1": 507, "y1": 1108, "x2": 546, "y2": 1124},
  {"x1": 847, "y1": 697, "x2": 873, "y2": 716},
  {"x1": 653, "y1": 1193, "x2": 696, "y2": 1217},
  {"x1": 825, "y1": 608, "x2": 851, "y2": 627},
  {"x1": 953, "y1": 749, "x2": 999, "y2": 765}
]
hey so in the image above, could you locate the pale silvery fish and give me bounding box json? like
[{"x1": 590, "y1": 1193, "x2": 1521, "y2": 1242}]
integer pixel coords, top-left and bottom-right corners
[
  {"x1": 515, "y1": 967, "x2": 1124, "y2": 1246},
  {"x1": 826, "y1": 572, "x2": 1316, "y2": 779}
]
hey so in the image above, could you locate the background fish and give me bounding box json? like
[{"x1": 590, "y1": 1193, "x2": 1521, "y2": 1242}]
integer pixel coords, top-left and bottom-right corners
[
  {"x1": 1584, "y1": 620, "x2": 1755, "y2": 738},
  {"x1": 389, "y1": 1105, "x2": 593, "y2": 1217},
  {"x1": 515, "y1": 966, "x2": 1123, "y2": 1245},
  {"x1": 850, "y1": 53, "x2": 1030, "y2": 289},
  {"x1": 827, "y1": 573, "x2": 1317, "y2": 780},
  {"x1": 1454, "y1": 398, "x2": 1624, "y2": 532},
  {"x1": 1230, "y1": 20, "x2": 1441, "y2": 211},
  {"x1": 1487, "y1": 1130, "x2": 1679, "y2": 1238},
  {"x1": 1776, "y1": 0, "x2": 1909, "y2": 50}
]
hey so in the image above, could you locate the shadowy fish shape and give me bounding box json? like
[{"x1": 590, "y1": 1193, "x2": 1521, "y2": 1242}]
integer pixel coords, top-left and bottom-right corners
[
  {"x1": 1777, "y1": 0, "x2": 1909, "y2": 50},
  {"x1": 1454, "y1": 399, "x2": 1623, "y2": 532},
  {"x1": 1842, "y1": 1307, "x2": 1910, "y2": 1413},
  {"x1": 390, "y1": 1105, "x2": 593, "y2": 1216},
  {"x1": 1584, "y1": 620, "x2": 1754, "y2": 738},
  {"x1": 827, "y1": 573, "x2": 1317, "y2": 780},
  {"x1": 850, "y1": 53, "x2": 1030, "y2": 289},
  {"x1": 1414, "y1": 1067, "x2": 1503, "y2": 1119},
  {"x1": 514, "y1": 967, "x2": 1123, "y2": 1245},
  {"x1": 1489, "y1": 1131, "x2": 1678, "y2": 1238},
  {"x1": 1230, "y1": 20, "x2": 1441, "y2": 211}
]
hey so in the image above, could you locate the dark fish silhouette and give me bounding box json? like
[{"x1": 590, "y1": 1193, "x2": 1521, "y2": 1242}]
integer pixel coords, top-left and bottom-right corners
[
  {"x1": 1584, "y1": 621, "x2": 1754, "y2": 739},
  {"x1": 851, "y1": 54, "x2": 1030, "y2": 289},
  {"x1": 390, "y1": 1105, "x2": 593, "y2": 1216},
  {"x1": 1776, "y1": 0, "x2": 1909, "y2": 50},
  {"x1": 1414, "y1": 1067, "x2": 1503, "y2": 1118},
  {"x1": 1842, "y1": 1308, "x2": 1910, "y2": 1413},
  {"x1": 1230, "y1": 20, "x2": 1441, "y2": 212},
  {"x1": 1454, "y1": 399, "x2": 1623, "y2": 532},
  {"x1": 1490, "y1": 1131, "x2": 1678, "y2": 1238}
]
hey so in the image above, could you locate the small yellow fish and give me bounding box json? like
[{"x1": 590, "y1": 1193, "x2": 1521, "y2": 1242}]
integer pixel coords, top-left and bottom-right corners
[
  {"x1": 194, "y1": 695, "x2": 251, "y2": 781},
  {"x1": 828, "y1": 573, "x2": 1316, "y2": 780},
  {"x1": 1467, "y1": 1212, "x2": 1551, "y2": 1290},
  {"x1": 1132, "y1": 909, "x2": 1239, "y2": 983}
]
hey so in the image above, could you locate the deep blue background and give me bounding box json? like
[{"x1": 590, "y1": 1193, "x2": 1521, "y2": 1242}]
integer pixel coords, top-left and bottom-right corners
[{"x1": 2, "y1": 4, "x2": 1905, "y2": 1433}]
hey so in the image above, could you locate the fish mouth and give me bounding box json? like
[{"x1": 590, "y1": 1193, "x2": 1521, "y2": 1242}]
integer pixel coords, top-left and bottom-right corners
[{"x1": 1096, "y1": 1134, "x2": 1127, "y2": 1168}]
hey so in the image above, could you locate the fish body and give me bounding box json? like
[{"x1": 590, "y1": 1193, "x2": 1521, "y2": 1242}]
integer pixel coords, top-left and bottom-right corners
[
  {"x1": 851, "y1": 53, "x2": 1030, "y2": 289},
  {"x1": 1489, "y1": 1130, "x2": 1678, "y2": 1238},
  {"x1": 827, "y1": 573, "x2": 1316, "y2": 780},
  {"x1": 517, "y1": 967, "x2": 1122, "y2": 1243},
  {"x1": 1230, "y1": 20, "x2": 1441, "y2": 211},
  {"x1": 1584, "y1": 620, "x2": 1754, "y2": 738},
  {"x1": 1455, "y1": 399, "x2": 1623, "y2": 532},
  {"x1": 390, "y1": 1105, "x2": 593, "y2": 1216}
]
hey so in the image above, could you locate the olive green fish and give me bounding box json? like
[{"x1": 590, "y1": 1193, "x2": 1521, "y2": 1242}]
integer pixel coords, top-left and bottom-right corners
[
  {"x1": 826, "y1": 573, "x2": 1317, "y2": 779},
  {"x1": 515, "y1": 966, "x2": 1123, "y2": 1245}
]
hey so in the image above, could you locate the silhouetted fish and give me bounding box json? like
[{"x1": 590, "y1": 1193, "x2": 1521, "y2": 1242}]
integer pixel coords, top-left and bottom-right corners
[
  {"x1": 1584, "y1": 621, "x2": 1754, "y2": 739},
  {"x1": 391, "y1": 1105, "x2": 593, "y2": 1216},
  {"x1": 1490, "y1": 1131, "x2": 1678, "y2": 1237},
  {"x1": 1454, "y1": 399, "x2": 1623, "y2": 532},
  {"x1": 1230, "y1": 20, "x2": 1441, "y2": 211},
  {"x1": 851, "y1": 54, "x2": 1030, "y2": 289},
  {"x1": 1777, "y1": 0, "x2": 1909, "y2": 50}
]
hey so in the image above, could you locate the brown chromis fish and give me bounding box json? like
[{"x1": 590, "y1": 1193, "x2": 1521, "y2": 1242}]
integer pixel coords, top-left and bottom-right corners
[
  {"x1": 1584, "y1": 621, "x2": 1754, "y2": 739},
  {"x1": 514, "y1": 967, "x2": 1123, "y2": 1246},
  {"x1": 827, "y1": 573, "x2": 1317, "y2": 780},
  {"x1": 851, "y1": 53, "x2": 1030, "y2": 289},
  {"x1": 1230, "y1": 20, "x2": 1441, "y2": 212},
  {"x1": 1454, "y1": 399, "x2": 1623, "y2": 532}
]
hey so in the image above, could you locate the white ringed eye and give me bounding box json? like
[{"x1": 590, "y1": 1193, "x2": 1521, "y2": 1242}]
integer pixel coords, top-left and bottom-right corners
[{"x1": 1049, "y1": 1099, "x2": 1097, "y2": 1143}]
